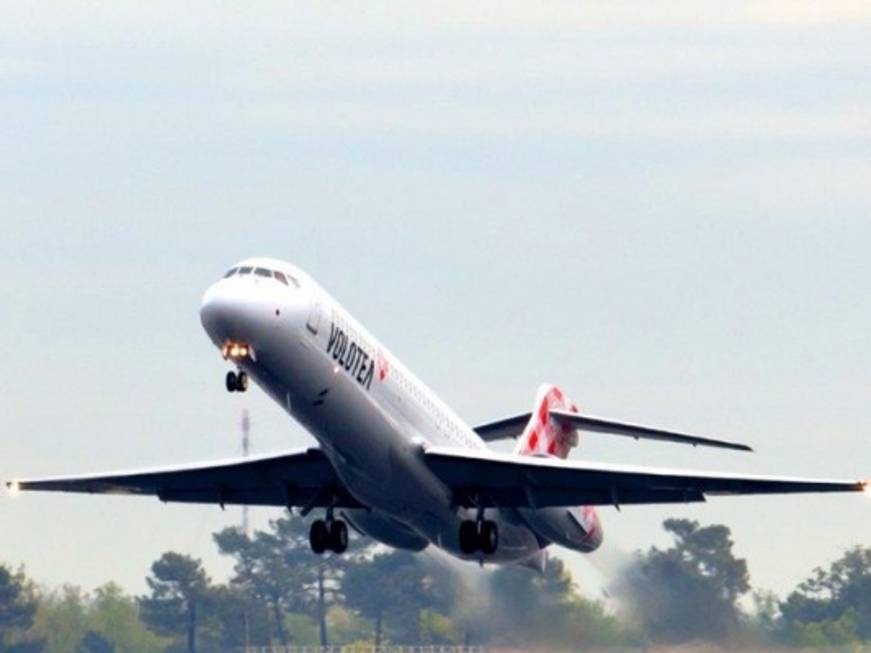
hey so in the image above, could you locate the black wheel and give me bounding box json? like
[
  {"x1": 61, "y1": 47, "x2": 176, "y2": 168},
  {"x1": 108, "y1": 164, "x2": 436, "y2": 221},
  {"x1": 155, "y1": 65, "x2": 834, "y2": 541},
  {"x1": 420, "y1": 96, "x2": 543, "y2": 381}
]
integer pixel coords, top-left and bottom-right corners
[
  {"x1": 459, "y1": 520, "x2": 478, "y2": 555},
  {"x1": 479, "y1": 520, "x2": 499, "y2": 555},
  {"x1": 329, "y1": 520, "x2": 349, "y2": 554},
  {"x1": 225, "y1": 371, "x2": 237, "y2": 392},
  {"x1": 309, "y1": 519, "x2": 328, "y2": 554},
  {"x1": 237, "y1": 371, "x2": 249, "y2": 392}
]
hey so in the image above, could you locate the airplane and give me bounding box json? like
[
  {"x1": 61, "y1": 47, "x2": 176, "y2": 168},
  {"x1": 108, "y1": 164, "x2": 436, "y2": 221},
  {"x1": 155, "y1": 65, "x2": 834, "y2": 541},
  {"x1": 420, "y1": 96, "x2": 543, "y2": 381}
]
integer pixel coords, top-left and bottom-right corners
[{"x1": 7, "y1": 257, "x2": 868, "y2": 566}]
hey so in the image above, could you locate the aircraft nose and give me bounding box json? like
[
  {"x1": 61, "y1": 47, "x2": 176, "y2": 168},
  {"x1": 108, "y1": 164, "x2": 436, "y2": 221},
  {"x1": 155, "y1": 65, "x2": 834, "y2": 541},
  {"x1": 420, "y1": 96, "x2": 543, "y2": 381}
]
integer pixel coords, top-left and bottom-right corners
[
  {"x1": 200, "y1": 282, "x2": 237, "y2": 342},
  {"x1": 200, "y1": 276, "x2": 305, "y2": 349}
]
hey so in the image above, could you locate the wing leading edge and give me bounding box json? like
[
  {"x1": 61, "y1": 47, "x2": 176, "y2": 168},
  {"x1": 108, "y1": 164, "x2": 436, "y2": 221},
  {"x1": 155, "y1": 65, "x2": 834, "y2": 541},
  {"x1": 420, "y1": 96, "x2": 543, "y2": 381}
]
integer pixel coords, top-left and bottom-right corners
[
  {"x1": 473, "y1": 411, "x2": 752, "y2": 452},
  {"x1": 10, "y1": 447, "x2": 864, "y2": 512},
  {"x1": 7, "y1": 448, "x2": 362, "y2": 509},
  {"x1": 423, "y1": 446, "x2": 866, "y2": 509}
]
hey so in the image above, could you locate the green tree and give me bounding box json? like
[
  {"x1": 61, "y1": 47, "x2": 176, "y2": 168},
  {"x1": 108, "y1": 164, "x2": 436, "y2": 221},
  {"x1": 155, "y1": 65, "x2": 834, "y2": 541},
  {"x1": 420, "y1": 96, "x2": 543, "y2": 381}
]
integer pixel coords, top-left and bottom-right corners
[
  {"x1": 32, "y1": 584, "x2": 162, "y2": 653},
  {"x1": 486, "y1": 556, "x2": 579, "y2": 646},
  {"x1": 205, "y1": 584, "x2": 271, "y2": 650},
  {"x1": 561, "y1": 596, "x2": 641, "y2": 648},
  {"x1": 419, "y1": 610, "x2": 458, "y2": 645},
  {"x1": 343, "y1": 550, "x2": 450, "y2": 645},
  {"x1": 215, "y1": 516, "x2": 363, "y2": 646},
  {"x1": 74, "y1": 632, "x2": 113, "y2": 653},
  {"x1": 0, "y1": 565, "x2": 43, "y2": 653},
  {"x1": 87, "y1": 584, "x2": 164, "y2": 653},
  {"x1": 781, "y1": 546, "x2": 871, "y2": 642},
  {"x1": 32, "y1": 586, "x2": 88, "y2": 653},
  {"x1": 614, "y1": 518, "x2": 750, "y2": 643},
  {"x1": 791, "y1": 610, "x2": 861, "y2": 649},
  {"x1": 286, "y1": 519, "x2": 348, "y2": 647},
  {"x1": 139, "y1": 554, "x2": 211, "y2": 653},
  {"x1": 214, "y1": 522, "x2": 308, "y2": 645},
  {"x1": 325, "y1": 606, "x2": 370, "y2": 645}
]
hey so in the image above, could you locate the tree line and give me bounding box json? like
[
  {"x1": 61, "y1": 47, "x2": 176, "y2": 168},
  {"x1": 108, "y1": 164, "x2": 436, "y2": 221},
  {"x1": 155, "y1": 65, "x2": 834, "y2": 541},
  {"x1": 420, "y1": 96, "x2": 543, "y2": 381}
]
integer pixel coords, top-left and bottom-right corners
[{"x1": 1, "y1": 515, "x2": 869, "y2": 652}]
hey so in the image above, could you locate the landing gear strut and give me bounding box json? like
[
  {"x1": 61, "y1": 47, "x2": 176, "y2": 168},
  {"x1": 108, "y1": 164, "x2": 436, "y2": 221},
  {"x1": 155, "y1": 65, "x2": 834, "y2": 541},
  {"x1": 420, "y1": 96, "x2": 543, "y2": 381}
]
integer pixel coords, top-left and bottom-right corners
[
  {"x1": 459, "y1": 510, "x2": 499, "y2": 555},
  {"x1": 226, "y1": 370, "x2": 248, "y2": 393},
  {"x1": 309, "y1": 513, "x2": 349, "y2": 555}
]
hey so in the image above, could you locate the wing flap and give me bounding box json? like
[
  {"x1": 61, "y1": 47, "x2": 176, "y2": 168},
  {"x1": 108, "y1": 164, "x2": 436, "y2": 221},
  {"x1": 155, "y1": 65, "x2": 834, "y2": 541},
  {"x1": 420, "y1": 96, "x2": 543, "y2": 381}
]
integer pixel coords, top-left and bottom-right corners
[
  {"x1": 424, "y1": 446, "x2": 865, "y2": 508},
  {"x1": 8, "y1": 448, "x2": 362, "y2": 509}
]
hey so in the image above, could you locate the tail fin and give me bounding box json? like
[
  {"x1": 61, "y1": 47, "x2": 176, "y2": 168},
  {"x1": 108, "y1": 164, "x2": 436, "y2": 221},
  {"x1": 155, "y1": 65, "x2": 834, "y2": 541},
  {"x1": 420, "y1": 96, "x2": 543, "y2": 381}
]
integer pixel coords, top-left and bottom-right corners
[{"x1": 515, "y1": 384, "x2": 581, "y2": 459}]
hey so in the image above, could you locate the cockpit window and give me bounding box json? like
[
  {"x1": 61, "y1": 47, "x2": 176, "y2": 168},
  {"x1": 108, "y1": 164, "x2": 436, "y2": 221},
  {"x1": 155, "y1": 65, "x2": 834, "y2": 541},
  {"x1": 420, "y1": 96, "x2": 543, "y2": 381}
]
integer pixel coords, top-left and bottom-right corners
[{"x1": 229, "y1": 265, "x2": 299, "y2": 287}]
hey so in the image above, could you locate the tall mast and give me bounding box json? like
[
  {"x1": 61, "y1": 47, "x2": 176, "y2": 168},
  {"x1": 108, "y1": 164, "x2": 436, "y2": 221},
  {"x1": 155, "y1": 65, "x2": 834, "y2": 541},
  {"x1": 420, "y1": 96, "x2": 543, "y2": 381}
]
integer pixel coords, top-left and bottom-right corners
[{"x1": 241, "y1": 408, "x2": 251, "y2": 536}]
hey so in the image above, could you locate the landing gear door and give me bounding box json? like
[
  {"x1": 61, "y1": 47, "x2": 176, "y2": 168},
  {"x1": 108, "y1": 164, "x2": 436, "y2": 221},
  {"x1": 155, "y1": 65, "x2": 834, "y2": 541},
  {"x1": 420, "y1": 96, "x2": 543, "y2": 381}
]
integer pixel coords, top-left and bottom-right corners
[{"x1": 307, "y1": 300, "x2": 322, "y2": 335}]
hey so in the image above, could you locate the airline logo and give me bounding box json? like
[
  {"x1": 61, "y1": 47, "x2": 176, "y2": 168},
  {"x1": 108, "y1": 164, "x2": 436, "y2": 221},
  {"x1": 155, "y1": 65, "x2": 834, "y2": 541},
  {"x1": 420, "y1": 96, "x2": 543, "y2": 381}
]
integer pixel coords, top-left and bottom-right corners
[
  {"x1": 578, "y1": 505, "x2": 599, "y2": 536},
  {"x1": 327, "y1": 323, "x2": 376, "y2": 390},
  {"x1": 517, "y1": 384, "x2": 580, "y2": 459},
  {"x1": 376, "y1": 352, "x2": 390, "y2": 381}
]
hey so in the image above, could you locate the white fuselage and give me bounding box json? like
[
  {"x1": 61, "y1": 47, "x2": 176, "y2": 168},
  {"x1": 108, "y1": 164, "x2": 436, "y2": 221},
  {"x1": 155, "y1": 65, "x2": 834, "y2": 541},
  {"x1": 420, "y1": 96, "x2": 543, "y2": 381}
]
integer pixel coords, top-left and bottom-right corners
[{"x1": 200, "y1": 258, "x2": 602, "y2": 563}]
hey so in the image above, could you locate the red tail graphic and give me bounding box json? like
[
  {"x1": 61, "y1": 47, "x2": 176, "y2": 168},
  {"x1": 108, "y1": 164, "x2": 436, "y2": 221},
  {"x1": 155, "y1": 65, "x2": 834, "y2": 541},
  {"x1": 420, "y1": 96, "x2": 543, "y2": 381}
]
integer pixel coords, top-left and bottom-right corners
[{"x1": 515, "y1": 384, "x2": 581, "y2": 459}]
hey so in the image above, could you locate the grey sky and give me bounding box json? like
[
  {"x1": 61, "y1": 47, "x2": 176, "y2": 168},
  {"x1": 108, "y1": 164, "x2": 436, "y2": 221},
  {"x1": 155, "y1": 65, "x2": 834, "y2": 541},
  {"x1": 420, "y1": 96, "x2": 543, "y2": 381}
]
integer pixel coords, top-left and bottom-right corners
[{"x1": 2, "y1": 1, "x2": 870, "y2": 600}]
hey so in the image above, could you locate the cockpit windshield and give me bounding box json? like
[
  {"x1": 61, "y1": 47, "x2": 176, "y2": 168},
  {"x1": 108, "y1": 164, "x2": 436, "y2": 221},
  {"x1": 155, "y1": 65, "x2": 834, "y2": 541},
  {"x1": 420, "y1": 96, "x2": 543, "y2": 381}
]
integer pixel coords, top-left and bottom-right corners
[{"x1": 223, "y1": 265, "x2": 299, "y2": 288}]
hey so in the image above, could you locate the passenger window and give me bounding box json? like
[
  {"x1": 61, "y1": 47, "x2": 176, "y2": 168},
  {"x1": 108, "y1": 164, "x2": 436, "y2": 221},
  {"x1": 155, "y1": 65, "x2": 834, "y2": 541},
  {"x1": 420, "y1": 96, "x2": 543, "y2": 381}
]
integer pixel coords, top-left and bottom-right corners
[
  {"x1": 274, "y1": 271, "x2": 289, "y2": 285},
  {"x1": 254, "y1": 268, "x2": 271, "y2": 277},
  {"x1": 239, "y1": 267, "x2": 253, "y2": 275},
  {"x1": 223, "y1": 268, "x2": 238, "y2": 278}
]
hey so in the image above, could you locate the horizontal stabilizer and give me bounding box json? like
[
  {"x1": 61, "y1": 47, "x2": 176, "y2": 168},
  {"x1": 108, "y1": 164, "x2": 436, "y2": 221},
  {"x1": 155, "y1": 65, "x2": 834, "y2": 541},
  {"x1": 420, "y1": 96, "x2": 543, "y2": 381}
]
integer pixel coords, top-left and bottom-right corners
[
  {"x1": 550, "y1": 410, "x2": 753, "y2": 452},
  {"x1": 473, "y1": 413, "x2": 532, "y2": 442},
  {"x1": 473, "y1": 411, "x2": 752, "y2": 452}
]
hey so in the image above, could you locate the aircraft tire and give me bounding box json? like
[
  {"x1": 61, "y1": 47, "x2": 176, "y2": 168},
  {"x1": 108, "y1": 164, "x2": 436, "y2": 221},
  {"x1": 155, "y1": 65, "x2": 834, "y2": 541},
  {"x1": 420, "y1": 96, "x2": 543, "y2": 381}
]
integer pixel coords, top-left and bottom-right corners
[
  {"x1": 459, "y1": 520, "x2": 478, "y2": 554},
  {"x1": 479, "y1": 520, "x2": 498, "y2": 555},
  {"x1": 225, "y1": 371, "x2": 238, "y2": 392},
  {"x1": 237, "y1": 371, "x2": 249, "y2": 392},
  {"x1": 329, "y1": 520, "x2": 349, "y2": 554},
  {"x1": 309, "y1": 519, "x2": 329, "y2": 554}
]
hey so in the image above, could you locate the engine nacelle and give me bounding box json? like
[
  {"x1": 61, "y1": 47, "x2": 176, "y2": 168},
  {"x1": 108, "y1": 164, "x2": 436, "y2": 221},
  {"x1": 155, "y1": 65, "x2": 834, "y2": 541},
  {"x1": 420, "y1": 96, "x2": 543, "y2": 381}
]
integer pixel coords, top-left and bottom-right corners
[{"x1": 520, "y1": 505, "x2": 603, "y2": 553}]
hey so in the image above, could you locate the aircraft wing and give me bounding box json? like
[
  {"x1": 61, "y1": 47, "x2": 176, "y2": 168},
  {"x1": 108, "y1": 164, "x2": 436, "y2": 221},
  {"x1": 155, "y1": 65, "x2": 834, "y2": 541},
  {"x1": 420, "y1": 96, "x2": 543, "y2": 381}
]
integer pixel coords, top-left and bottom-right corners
[
  {"x1": 473, "y1": 411, "x2": 752, "y2": 452},
  {"x1": 7, "y1": 448, "x2": 362, "y2": 509},
  {"x1": 424, "y1": 447, "x2": 866, "y2": 508}
]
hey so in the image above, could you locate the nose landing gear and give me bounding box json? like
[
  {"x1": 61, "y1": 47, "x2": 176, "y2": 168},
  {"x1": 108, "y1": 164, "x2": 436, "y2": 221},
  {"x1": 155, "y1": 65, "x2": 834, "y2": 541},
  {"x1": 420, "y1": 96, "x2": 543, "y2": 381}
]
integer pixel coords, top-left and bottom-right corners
[
  {"x1": 309, "y1": 511, "x2": 349, "y2": 555},
  {"x1": 222, "y1": 341, "x2": 252, "y2": 392},
  {"x1": 225, "y1": 370, "x2": 248, "y2": 393}
]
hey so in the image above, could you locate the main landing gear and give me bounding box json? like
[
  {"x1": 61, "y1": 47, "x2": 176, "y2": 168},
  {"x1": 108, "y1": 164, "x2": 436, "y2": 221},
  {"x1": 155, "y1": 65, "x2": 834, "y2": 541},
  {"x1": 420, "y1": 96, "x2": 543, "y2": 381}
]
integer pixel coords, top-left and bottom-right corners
[
  {"x1": 459, "y1": 512, "x2": 499, "y2": 555},
  {"x1": 309, "y1": 515, "x2": 349, "y2": 555},
  {"x1": 226, "y1": 370, "x2": 248, "y2": 393}
]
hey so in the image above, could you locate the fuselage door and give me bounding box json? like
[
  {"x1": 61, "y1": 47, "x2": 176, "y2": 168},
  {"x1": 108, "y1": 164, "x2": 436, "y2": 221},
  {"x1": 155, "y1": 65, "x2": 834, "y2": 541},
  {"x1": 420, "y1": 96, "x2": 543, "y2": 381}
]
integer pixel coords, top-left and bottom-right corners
[{"x1": 307, "y1": 300, "x2": 322, "y2": 335}]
